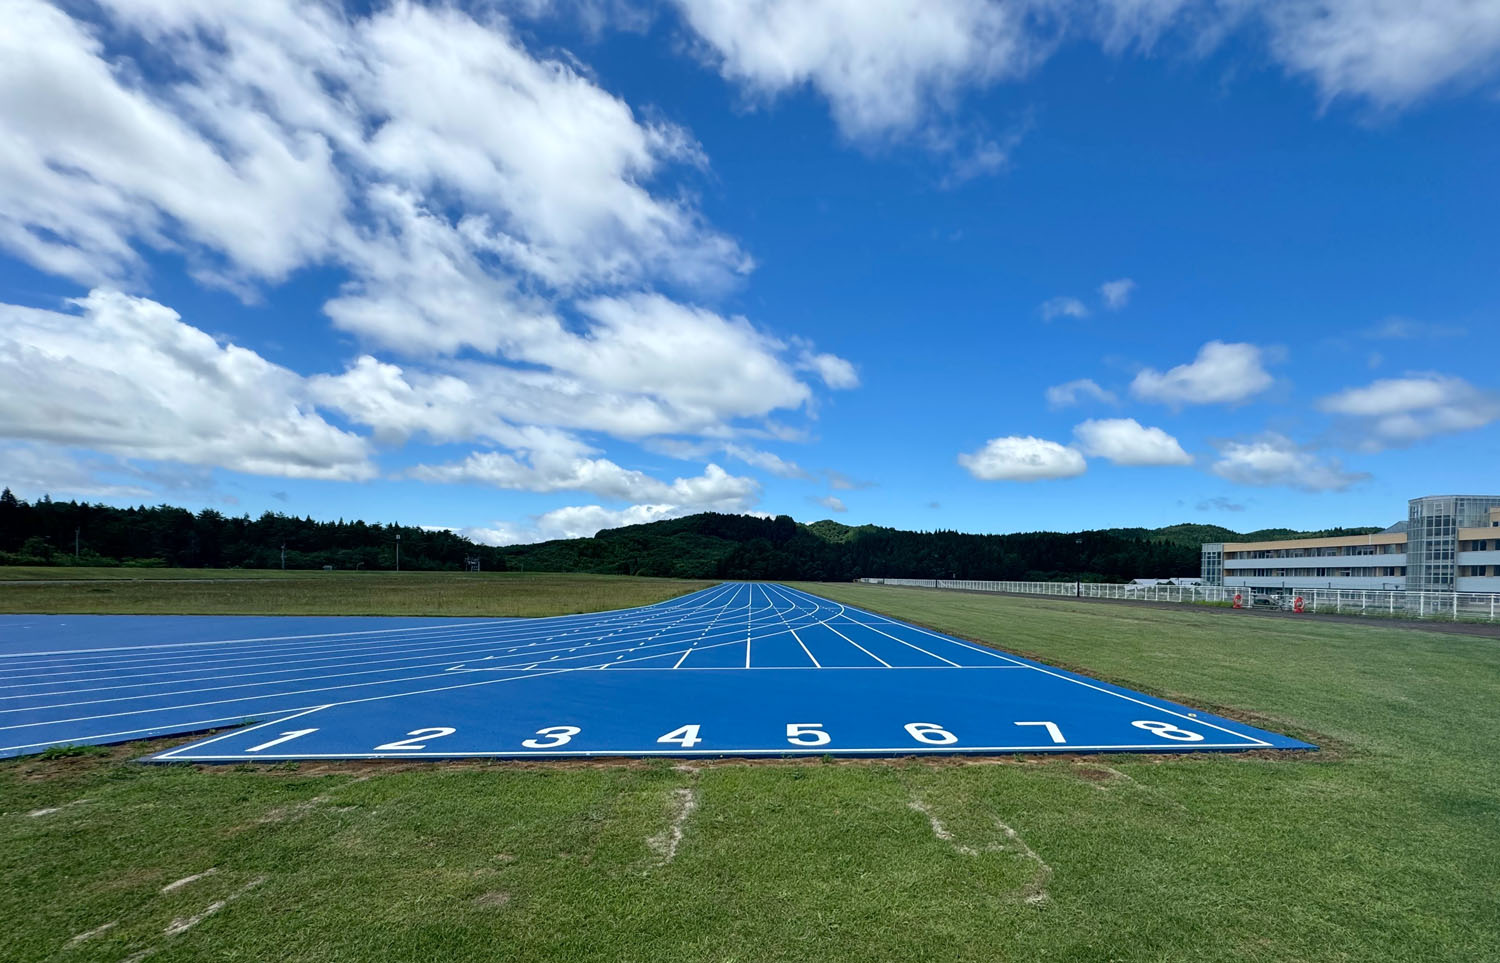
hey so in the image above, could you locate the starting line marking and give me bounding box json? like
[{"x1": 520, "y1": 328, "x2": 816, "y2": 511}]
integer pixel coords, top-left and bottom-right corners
[{"x1": 0, "y1": 583, "x2": 1314, "y2": 760}]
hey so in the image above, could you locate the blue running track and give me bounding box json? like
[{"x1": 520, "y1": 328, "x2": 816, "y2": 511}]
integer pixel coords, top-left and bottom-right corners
[{"x1": 0, "y1": 583, "x2": 1313, "y2": 760}]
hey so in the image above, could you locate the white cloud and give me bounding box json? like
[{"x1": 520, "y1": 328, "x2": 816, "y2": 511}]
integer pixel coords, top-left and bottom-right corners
[
  {"x1": 0, "y1": 291, "x2": 373, "y2": 480},
  {"x1": 799, "y1": 351, "x2": 860, "y2": 389},
  {"x1": 461, "y1": 503, "x2": 687, "y2": 546},
  {"x1": 462, "y1": 503, "x2": 776, "y2": 545},
  {"x1": 809, "y1": 495, "x2": 848, "y2": 513},
  {"x1": 671, "y1": 0, "x2": 1500, "y2": 154},
  {"x1": 1099, "y1": 278, "x2": 1136, "y2": 309},
  {"x1": 1263, "y1": 0, "x2": 1500, "y2": 108},
  {"x1": 1210, "y1": 434, "x2": 1367, "y2": 492},
  {"x1": 1046, "y1": 378, "x2": 1118, "y2": 408},
  {"x1": 0, "y1": 442, "x2": 156, "y2": 500},
  {"x1": 1363, "y1": 317, "x2": 1466, "y2": 339},
  {"x1": 412, "y1": 452, "x2": 759, "y2": 508},
  {"x1": 958, "y1": 435, "x2": 1086, "y2": 482},
  {"x1": 826, "y1": 470, "x2": 877, "y2": 491},
  {"x1": 672, "y1": 0, "x2": 1040, "y2": 139},
  {"x1": 721, "y1": 444, "x2": 812, "y2": 479},
  {"x1": 1130, "y1": 341, "x2": 1273, "y2": 405},
  {"x1": 1318, "y1": 374, "x2": 1500, "y2": 446},
  {"x1": 1073, "y1": 418, "x2": 1192, "y2": 466},
  {"x1": 1040, "y1": 296, "x2": 1090, "y2": 321}
]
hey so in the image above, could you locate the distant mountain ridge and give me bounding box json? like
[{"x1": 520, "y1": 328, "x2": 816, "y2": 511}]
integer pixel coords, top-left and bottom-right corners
[
  {"x1": 0, "y1": 487, "x2": 1381, "y2": 580},
  {"x1": 499, "y1": 512, "x2": 1384, "y2": 582}
]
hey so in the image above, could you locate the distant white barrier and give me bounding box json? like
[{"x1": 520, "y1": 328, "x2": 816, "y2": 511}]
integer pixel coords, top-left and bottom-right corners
[{"x1": 855, "y1": 578, "x2": 1500, "y2": 623}]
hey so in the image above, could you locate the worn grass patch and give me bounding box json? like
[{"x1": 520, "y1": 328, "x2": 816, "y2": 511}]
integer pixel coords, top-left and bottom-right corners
[
  {"x1": 1, "y1": 581, "x2": 1496, "y2": 961},
  {"x1": 0, "y1": 570, "x2": 712, "y2": 617}
]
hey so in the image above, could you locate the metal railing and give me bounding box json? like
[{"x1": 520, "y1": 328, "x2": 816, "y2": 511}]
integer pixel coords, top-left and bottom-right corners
[{"x1": 856, "y1": 578, "x2": 1500, "y2": 623}]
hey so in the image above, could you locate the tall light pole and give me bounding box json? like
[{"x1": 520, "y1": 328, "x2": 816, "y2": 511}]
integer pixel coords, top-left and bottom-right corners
[
  {"x1": 281, "y1": 542, "x2": 286, "y2": 570},
  {"x1": 395, "y1": 532, "x2": 401, "y2": 572}
]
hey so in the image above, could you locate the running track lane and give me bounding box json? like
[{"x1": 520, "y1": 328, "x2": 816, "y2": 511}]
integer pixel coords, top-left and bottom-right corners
[{"x1": 0, "y1": 583, "x2": 1314, "y2": 759}]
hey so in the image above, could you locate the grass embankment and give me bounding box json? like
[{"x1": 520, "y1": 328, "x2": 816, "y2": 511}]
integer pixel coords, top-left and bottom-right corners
[
  {"x1": 2, "y1": 582, "x2": 1497, "y2": 962},
  {"x1": 0, "y1": 570, "x2": 714, "y2": 617}
]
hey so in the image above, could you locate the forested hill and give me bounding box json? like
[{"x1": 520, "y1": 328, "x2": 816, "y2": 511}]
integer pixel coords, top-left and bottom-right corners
[
  {"x1": 0, "y1": 488, "x2": 1380, "y2": 582},
  {"x1": 497, "y1": 514, "x2": 1384, "y2": 581}
]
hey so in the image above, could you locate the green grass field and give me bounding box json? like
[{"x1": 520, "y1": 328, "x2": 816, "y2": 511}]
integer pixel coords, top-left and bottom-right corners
[
  {"x1": 2, "y1": 581, "x2": 1497, "y2": 962},
  {"x1": 0, "y1": 569, "x2": 714, "y2": 617}
]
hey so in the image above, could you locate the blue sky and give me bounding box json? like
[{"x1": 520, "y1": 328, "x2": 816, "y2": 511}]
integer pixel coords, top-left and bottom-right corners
[{"x1": 1, "y1": 1, "x2": 1497, "y2": 543}]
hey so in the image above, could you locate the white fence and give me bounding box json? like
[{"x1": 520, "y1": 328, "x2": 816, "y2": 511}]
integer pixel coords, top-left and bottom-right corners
[{"x1": 857, "y1": 578, "x2": 1500, "y2": 623}]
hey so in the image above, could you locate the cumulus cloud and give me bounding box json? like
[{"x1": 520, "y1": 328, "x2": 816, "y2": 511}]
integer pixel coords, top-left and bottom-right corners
[
  {"x1": 671, "y1": 0, "x2": 1500, "y2": 151},
  {"x1": 1073, "y1": 418, "x2": 1192, "y2": 466},
  {"x1": 1131, "y1": 341, "x2": 1273, "y2": 405},
  {"x1": 1099, "y1": 278, "x2": 1136, "y2": 309},
  {"x1": 809, "y1": 494, "x2": 848, "y2": 513},
  {"x1": 0, "y1": 1, "x2": 858, "y2": 479},
  {"x1": 672, "y1": 0, "x2": 1041, "y2": 139},
  {"x1": 1210, "y1": 434, "x2": 1367, "y2": 491},
  {"x1": 1318, "y1": 374, "x2": 1500, "y2": 447},
  {"x1": 799, "y1": 350, "x2": 860, "y2": 389},
  {"x1": 1262, "y1": 0, "x2": 1500, "y2": 108},
  {"x1": 1046, "y1": 378, "x2": 1118, "y2": 408},
  {"x1": 461, "y1": 503, "x2": 689, "y2": 546},
  {"x1": 1040, "y1": 296, "x2": 1090, "y2": 321},
  {"x1": 0, "y1": 291, "x2": 373, "y2": 480},
  {"x1": 411, "y1": 454, "x2": 760, "y2": 509},
  {"x1": 958, "y1": 435, "x2": 1086, "y2": 481},
  {"x1": 0, "y1": 443, "x2": 156, "y2": 500}
]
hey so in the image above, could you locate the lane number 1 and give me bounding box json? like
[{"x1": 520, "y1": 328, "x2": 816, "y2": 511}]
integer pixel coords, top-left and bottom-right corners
[{"x1": 245, "y1": 728, "x2": 318, "y2": 753}]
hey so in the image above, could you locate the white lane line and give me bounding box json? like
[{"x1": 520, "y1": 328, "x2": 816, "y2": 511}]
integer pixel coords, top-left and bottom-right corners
[
  {"x1": 826, "y1": 593, "x2": 1273, "y2": 747},
  {"x1": 820, "y1": 621, "x2": 892, "y2": 668},
  {"x1": 764, "y1": 583, "x2": 820, "y2": 668},
  {"x1": 0, "y1": 581, "x2": 742, "y2": 672},
  {"x1": 164, "y1": 742, "x2": 1270, "y2": 761},
  {"x1": 0, "y1": 583, "x2": 744, "y2": 680},
  {"x1": 150, "y1": 705, "x2": 334, "y2": 760},
  {"x1": 832, "y1": 615, "x2": 962, "y2": 667}
]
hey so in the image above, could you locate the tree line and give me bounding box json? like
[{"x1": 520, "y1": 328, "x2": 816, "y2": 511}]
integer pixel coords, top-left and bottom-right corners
[
  {"x1": 0, "y1": 489, "x2": 505, "y2": 571},
  {"x1": 0, "y1": 489, "x2": 1379, "y2": 582}
]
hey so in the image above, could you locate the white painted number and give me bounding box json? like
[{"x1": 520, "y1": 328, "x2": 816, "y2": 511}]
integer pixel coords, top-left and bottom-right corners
[
  {"x1": 786, "y1": 723, "x2": 830, "y2": 747},
  {"x1": 245, "y1": 728, "x2": 318, "y2": 753},
  {"x1": 1014, "y1": 721, "x2": 1066, "y2": 744},
  {"x1": 373, "y1": 727, "x2": 456, "y2": 751},
  {"x1": 1131, "y1": 720, "x2": 1204, "y2": 742},
  {"x1": 522, "y1": 725, "x2": 581, "y2": 749},
  {"x1": 904, "y1": 722, "x2": 957, "y2": 745},
  {"x1": 657, "y1": 724, "x2": 703, "y2": 749}
]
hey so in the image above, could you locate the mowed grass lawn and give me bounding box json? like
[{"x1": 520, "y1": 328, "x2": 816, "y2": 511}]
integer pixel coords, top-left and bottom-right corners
[
  {"x1": 0, "y1": 569, "x2": 714, "y2": 617},
  {"x1": 2, "y1": 581, "x2": 1497, "y2": 962}
]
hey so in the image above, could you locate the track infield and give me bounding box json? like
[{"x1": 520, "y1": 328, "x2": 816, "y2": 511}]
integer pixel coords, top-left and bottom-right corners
[{"x1": 0, "y1": 583, "x2": 1311, "y2": 760}]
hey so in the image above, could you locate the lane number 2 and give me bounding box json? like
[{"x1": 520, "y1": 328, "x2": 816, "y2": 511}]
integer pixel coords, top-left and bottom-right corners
[
  {"x1": 373, "y1": 727, "x2": 456, "y2": 751},
  {"x1": 522, "y1": 726, "x2": 581, "y2": 749}
]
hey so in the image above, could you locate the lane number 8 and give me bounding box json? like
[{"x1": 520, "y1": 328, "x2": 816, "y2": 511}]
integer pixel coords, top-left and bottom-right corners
[{"x1": 1131, "y1": 720, "x2": 1204, "y2": 742}]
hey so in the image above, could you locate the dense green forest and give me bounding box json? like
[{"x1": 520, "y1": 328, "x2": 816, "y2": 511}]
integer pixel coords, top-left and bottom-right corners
[{"x1": 0, "y1": 488, "x2": 1381, "y2": 582}]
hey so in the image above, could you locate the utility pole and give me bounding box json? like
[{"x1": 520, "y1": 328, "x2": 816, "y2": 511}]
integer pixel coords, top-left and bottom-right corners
[
  {"x1": 75, "y1": 527, "x2": 80, "y2": 561},
  {"x1": 281, "y1": 542, "x2": 286, "y2": 570}
]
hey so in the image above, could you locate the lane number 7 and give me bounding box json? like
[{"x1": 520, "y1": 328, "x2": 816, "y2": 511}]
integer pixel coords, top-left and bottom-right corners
[{"x1": 1014, "y1": 721, "x2": 1066, "y2": 744}]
